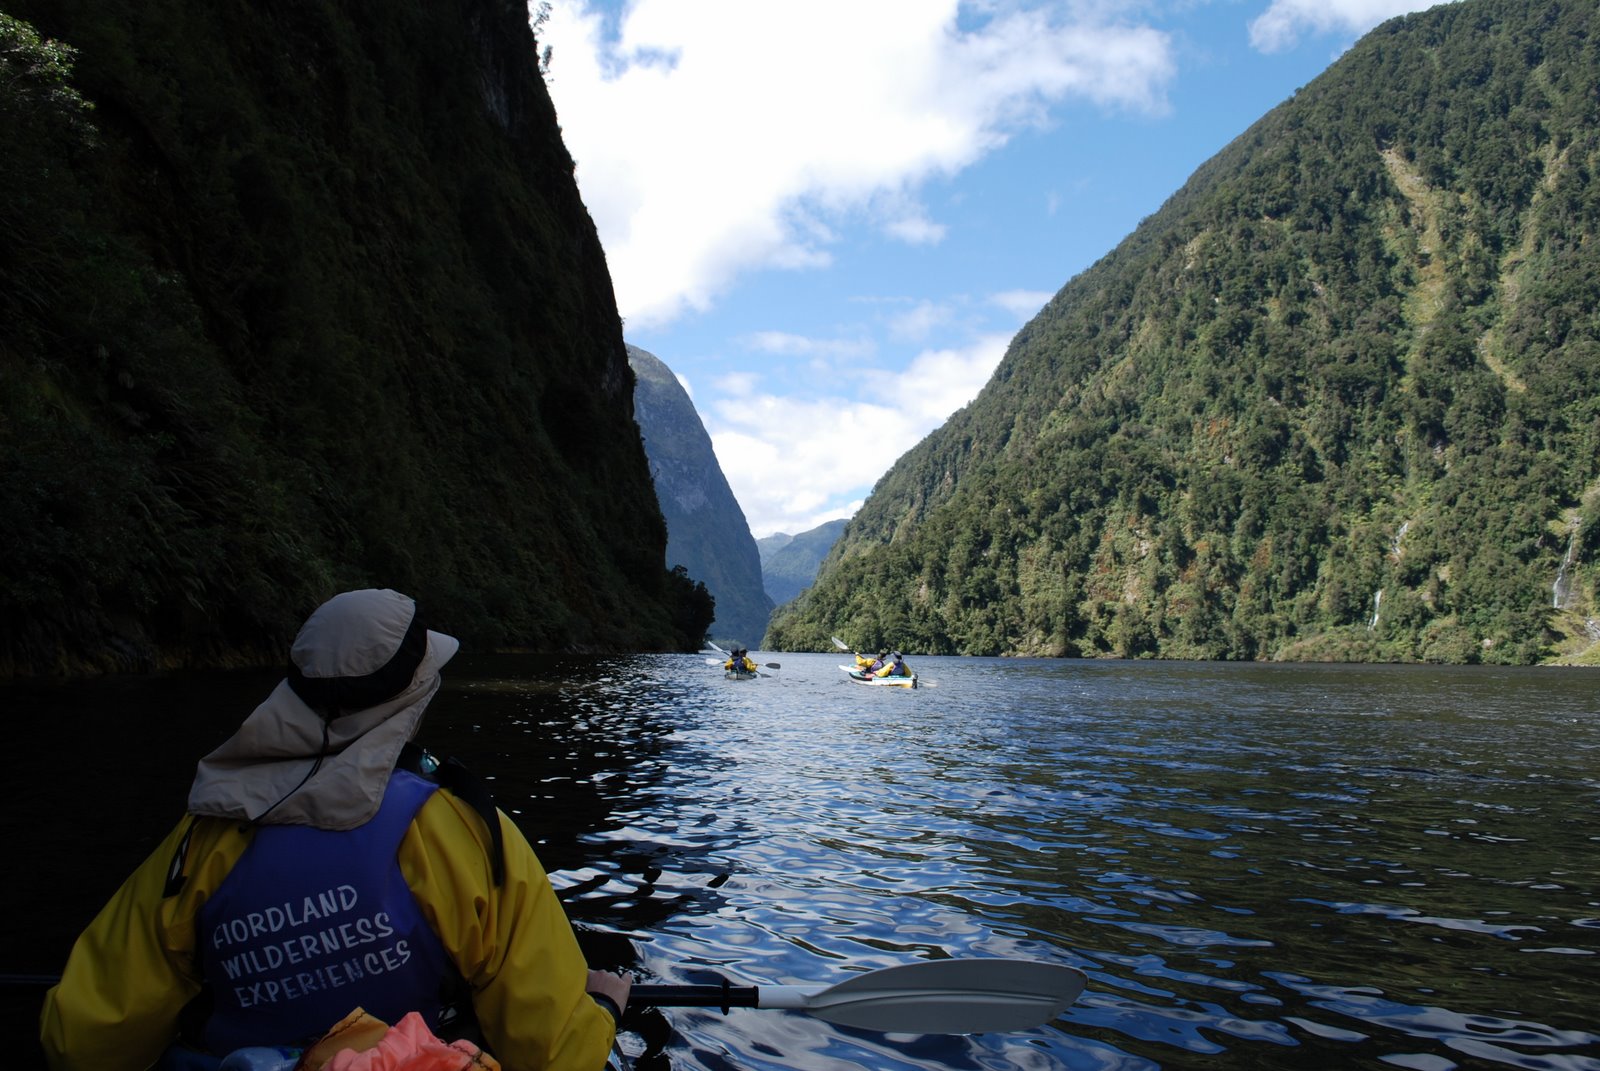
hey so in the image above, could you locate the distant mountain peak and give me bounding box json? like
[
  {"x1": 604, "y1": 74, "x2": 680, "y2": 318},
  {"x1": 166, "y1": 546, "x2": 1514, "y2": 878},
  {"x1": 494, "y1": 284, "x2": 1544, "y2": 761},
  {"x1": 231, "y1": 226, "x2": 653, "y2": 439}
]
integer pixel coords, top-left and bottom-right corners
[{"x1": 629, "y1": 345, "x2": 774, "y2": 647}]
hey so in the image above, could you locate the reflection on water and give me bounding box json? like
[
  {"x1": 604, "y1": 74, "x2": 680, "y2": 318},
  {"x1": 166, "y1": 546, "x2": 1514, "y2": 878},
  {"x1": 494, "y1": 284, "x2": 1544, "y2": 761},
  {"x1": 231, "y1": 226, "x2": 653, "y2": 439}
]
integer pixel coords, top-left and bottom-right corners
[{"x1": 5, "y1": 654, "x2": 1598, "y2": 1070}]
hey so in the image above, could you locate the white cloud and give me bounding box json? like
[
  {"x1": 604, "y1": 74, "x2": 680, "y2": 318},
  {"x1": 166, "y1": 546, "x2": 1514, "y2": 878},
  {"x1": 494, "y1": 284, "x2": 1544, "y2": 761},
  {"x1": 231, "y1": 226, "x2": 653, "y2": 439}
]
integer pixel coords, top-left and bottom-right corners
[
  {"x1": 745, "y1": 331, "x2": 876, "y2": 360},
  {"x1": 884, "y1": 214, "x2": 949, "y2": 245},
  {"x1": 1248, "y1": 0, "x2": 1451, "y2": 53},
  {"x1": 901, "y1": 333, "x2": 1013, "y2": 425},
  {"x1": 990, "y1": 289, "x2": 1055, "y2": 319},
  {"x1": 706, "y1": 333, "x2": 1011, "y2": 536},
  {"x1": 888, "y1": 300, "x2": 956, "y2": 342},
  {"x1": 719, "y1": 371, "x2": 763, "y2": 399},
  {"x1": 541, "y1": 1, "x2": 1175, "y2": 329}
]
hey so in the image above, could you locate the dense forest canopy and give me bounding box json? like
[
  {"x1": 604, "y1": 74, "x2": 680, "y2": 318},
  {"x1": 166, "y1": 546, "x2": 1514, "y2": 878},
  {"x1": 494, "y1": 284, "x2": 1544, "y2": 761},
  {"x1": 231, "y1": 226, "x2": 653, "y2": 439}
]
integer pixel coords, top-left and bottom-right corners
[
  {"x1": 1, "y1": 0, "x2": 710, "y2": 677},
  {"x1": 769, "y1": 0, "x2": 1600, "y2": 665}
]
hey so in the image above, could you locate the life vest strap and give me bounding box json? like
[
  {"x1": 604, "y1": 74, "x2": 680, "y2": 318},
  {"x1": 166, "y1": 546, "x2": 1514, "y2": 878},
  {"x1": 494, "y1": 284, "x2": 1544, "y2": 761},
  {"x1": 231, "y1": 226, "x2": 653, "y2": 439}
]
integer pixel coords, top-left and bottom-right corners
[
  {"x1": 397, "y1": 743, "x2": 506, "y2": 885},
  {"x1": 163, "y1": 817, "x2": 201, "y2": 898}
]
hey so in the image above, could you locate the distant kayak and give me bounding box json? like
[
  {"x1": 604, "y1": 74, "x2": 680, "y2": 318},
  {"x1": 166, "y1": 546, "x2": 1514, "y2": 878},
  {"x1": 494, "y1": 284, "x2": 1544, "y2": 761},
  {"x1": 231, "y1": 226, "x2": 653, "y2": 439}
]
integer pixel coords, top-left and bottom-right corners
[
  {"x1": 840, "y1": 665, "x2": 918, "y2": 688},
  {"x1": 725, "y1": 668, "x2": 759, "y2": 680}
]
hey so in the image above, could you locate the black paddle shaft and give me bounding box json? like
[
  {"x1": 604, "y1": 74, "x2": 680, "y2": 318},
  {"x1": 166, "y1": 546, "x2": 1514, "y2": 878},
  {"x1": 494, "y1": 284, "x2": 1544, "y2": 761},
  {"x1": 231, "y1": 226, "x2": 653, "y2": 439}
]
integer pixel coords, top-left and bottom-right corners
[{"x1": 628, "y1": 982, "x2": 761, "y2": 1012}]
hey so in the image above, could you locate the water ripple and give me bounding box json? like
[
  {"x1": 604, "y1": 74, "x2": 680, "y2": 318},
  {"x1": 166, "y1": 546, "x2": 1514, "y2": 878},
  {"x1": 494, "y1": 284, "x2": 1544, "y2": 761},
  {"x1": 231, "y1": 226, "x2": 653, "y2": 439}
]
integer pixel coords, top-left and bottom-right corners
[{"x1": 25, "y1": 654, "x2": 1585, "y2": 1070}]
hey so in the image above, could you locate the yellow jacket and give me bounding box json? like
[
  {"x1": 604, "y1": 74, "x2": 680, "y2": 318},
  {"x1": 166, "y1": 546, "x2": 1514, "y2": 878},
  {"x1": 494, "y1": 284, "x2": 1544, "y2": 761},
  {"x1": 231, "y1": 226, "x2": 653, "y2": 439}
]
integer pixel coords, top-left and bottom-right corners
[{"x1": 40, "y1": 788, "x2": 616, "y2": 1071}]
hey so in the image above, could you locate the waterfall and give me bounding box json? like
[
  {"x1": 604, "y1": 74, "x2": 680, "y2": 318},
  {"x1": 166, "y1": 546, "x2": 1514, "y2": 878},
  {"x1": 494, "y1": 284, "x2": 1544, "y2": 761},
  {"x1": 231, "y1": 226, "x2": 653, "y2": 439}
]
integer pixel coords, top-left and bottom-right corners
[
  {"x1": 1553, "y1": 523, "x2": 1580, "y2": 609},
  {"x1": 1368, "y1": 589, "x2": 1382, "y2": 630},
  {"x1": 1391, "y1": 521, "x2": 1410, "y2": 559}
]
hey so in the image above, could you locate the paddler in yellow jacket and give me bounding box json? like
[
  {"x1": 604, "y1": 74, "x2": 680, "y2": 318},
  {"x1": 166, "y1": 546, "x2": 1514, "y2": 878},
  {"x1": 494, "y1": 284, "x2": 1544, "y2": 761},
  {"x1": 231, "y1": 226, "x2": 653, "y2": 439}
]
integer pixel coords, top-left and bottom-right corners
[
  {"x1": 854, "y1": 650, "x2": 886, "y2": 674},
  {"x1": 40, "y1": 588, "x2": 629, "y2": 1071},
  {"x1": 882, "y1": 652, "x2": 912, "y2": 678},
  {"x1": 860, "y1": 651, "x2": 910, "y2": 680},
  {"x1": 724, "y1": 647, "x2": 757, "y2": 674}
]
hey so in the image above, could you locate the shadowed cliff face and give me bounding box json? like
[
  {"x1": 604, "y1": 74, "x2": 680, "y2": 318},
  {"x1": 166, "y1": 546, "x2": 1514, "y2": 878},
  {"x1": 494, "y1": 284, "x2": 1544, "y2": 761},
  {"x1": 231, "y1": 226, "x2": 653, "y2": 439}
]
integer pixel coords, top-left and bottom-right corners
[
  {"x1": 1, "y1": 0, "x2": 689, "y2": 675},
  {"x1": 628, "y1": 345, "x2": 774, "y2": 648}
]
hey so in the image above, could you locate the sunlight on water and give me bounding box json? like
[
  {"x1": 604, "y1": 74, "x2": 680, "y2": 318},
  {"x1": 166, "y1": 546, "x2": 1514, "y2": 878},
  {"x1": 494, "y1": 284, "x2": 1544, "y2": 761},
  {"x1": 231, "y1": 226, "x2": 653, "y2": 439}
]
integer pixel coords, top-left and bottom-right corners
[
  {"x1": 7, "y1": 654, "x2": 1598, "y2": 1070},
  {"x1": 420, "y1": 654, "x2": 1600, "y2": 1071}
]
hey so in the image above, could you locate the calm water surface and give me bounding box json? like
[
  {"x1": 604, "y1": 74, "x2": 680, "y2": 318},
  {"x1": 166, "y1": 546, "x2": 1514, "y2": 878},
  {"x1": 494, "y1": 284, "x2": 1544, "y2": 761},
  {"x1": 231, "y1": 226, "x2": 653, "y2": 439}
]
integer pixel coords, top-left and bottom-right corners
[{"x1": 5, "y1": 654, "x2": 1598, "y2": 1070}]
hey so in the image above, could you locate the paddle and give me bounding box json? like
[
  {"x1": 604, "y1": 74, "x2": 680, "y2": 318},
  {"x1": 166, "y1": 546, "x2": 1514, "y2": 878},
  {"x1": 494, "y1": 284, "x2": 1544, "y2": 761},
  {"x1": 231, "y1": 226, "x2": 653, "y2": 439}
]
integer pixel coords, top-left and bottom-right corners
[
  {"x1": 9, "y1": 959, "x2": 1084, "y2": 1033},
  {"x1": 704, "y1": 639, "x2": 779, "y2": 672},
  {"x1": 628, "y1": 958, "x2": 1086, "y2": 1034},
  {"x1": 0, "y1": 973, "x2": 58, "y2": 986}
]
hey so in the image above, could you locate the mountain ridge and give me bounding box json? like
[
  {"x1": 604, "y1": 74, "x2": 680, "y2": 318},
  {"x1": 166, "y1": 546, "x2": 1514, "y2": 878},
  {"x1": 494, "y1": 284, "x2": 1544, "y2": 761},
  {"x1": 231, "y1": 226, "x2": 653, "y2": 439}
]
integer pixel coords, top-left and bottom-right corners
[
  {"x1": 770, "y1": 0, "x2": 1600, "y2": 665},
  {"x1": 759, "y1": 519, "x2": 848, "y2": 609},
  {"x1": 629, "y1": 345, "x2": 774, "y2": 647}
]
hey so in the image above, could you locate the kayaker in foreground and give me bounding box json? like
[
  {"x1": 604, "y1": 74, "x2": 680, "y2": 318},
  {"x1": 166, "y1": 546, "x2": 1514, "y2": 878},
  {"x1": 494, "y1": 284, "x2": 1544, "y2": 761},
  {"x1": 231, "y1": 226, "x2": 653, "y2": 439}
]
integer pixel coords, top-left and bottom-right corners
[
  {"x1": 725, "y1": 648, "x2": 757, "y2": 674},
  {"x1": 40, "y1": 588, "x2": 629, "y2": 1071}
]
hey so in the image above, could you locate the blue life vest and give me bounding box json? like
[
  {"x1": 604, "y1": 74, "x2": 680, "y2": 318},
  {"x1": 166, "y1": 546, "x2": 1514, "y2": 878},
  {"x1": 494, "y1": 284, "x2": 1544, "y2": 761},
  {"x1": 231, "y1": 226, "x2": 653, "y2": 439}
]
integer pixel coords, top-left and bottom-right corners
[{"x1": 197, "y1": 771, "x2": 453, "y2": 1052}]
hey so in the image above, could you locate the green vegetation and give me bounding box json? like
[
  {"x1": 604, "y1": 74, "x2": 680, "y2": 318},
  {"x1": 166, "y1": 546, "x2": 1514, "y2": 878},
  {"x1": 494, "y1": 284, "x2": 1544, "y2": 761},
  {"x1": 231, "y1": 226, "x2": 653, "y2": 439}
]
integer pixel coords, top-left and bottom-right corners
[
  {"x1": 1, "y1": 2, "x2": 704, "y2": 676},
  {"x1": 759, "y1": 519, "x2": 847, "y2": 608},
  {"x1": 770, "y1": 0, "x2": 1600, "y2": 665}
]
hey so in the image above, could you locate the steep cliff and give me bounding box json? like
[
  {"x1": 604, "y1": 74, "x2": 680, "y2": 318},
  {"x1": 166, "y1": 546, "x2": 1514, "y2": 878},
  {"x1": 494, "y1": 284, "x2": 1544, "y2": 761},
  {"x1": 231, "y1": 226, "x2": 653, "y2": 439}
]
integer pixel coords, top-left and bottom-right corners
[
  {"x1": 770, "y1": 0, "x2": 1600, "y2": 665},
  {"x1": 0, "y1": 0, "x2": 695, "y2": 674},
  {"x1": 628, "y1": 345, "x2": 774, "y2": 647}
]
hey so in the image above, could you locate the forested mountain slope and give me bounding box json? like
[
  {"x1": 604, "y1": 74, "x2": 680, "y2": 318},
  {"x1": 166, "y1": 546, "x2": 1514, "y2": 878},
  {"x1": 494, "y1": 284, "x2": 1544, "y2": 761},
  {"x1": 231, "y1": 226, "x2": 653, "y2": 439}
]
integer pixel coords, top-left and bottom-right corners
[
  {"x1": 759, "y1": 519, "x2": 848, "y2": 609},
  {"x1": 770, "y1": 0, "x2": 1600, "y2": 665},
  {"x1": 1, "y1": 1, "x2": 706, "y2": 676},
  {"x1": 629, "y1": 345, "x2": 774, "y2": 647}
]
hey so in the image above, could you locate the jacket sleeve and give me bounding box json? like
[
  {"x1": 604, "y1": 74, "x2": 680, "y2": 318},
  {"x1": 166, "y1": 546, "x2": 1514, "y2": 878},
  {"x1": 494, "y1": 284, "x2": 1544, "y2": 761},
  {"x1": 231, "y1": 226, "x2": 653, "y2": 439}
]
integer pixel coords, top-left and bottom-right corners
[
  {"x1": 39, "y1": 816, "x2": 250, "y2": 1071},
  {"x1": 401, "y1": 790, "x2": 617, "y2": 1071}
]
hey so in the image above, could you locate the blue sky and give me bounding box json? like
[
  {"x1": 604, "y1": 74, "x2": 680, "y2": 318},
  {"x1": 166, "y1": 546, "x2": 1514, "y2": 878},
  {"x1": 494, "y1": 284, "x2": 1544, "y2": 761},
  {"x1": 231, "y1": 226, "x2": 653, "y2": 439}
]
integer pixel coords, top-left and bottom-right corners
[{"x1": 537, "y1": 0, "x2": 1453, "y2": 538}]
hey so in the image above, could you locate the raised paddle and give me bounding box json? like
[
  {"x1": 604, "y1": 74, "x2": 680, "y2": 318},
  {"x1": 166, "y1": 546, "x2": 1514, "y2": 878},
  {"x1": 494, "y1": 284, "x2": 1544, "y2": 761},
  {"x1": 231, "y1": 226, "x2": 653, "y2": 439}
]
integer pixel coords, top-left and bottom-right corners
[{"x1": 628, "y1": 958, "x2": 1086, "y2": 1034}]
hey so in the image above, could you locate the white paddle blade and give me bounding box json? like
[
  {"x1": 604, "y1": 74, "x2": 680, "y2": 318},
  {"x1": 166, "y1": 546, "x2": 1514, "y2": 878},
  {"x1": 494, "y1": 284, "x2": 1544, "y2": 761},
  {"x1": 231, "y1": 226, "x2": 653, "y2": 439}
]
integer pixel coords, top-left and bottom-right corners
[{"x1": 773, "y1": 960, "x2": 1087, "y2": 1034}]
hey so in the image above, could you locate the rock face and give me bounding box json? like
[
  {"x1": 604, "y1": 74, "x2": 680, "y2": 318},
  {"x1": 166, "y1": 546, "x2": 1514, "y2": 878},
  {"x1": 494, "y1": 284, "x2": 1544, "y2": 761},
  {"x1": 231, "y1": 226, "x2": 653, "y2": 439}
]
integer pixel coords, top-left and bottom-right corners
[
  {"x1": 759, "y1": 520, "x2": 849, "y2": 608},
  {"x1": 0, "y1": 0, "x2": 709, "y2": 676},
  {"x1": 629, "y1": 346, "x2": 774, "y2": 648}
]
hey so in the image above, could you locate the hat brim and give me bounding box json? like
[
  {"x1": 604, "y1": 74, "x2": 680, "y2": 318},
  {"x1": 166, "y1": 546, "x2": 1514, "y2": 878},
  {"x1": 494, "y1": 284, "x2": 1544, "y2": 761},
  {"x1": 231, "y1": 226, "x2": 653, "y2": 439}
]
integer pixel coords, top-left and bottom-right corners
[{"x1": 421, "y1": 630, "x2": 460, "y2": 680}]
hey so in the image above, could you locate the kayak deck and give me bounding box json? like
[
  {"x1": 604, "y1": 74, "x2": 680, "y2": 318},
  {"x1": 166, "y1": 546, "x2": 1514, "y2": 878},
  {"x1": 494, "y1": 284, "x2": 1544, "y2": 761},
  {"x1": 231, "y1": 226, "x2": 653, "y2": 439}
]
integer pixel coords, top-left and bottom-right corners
[{"x1": 840, "y1": 665, "x2": 918, "y2": 688}]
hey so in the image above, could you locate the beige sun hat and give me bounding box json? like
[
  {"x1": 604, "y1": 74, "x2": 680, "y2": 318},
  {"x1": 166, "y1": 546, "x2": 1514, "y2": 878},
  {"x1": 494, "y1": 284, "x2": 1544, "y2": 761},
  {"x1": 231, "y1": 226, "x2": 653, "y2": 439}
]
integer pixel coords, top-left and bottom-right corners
[{"x1": 187, "y1": 589, "x2": 459, "y2": 829}]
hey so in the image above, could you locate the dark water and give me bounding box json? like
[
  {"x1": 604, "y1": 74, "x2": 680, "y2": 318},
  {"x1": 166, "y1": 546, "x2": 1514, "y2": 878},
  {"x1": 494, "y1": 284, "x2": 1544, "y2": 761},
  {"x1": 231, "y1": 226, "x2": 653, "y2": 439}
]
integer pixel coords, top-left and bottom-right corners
[{"x1": 5, "y1": 654, "x2": 1598, "y2": 1070}]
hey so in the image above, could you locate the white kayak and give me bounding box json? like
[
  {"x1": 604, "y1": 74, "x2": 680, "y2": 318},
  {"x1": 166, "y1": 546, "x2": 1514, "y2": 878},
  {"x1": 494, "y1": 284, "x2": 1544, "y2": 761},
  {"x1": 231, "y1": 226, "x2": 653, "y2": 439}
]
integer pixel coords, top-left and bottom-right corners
[{"x1": 840, "y1": 664, "x2": 918, "y2": 688}]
